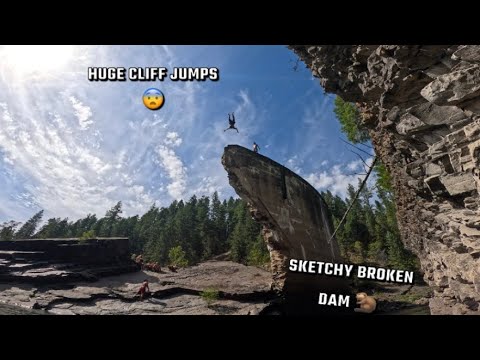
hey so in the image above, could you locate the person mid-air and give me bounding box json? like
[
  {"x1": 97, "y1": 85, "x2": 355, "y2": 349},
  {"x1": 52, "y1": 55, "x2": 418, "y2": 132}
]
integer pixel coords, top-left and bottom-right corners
[{"x1": 224, "y1": 113, "x2": 239, "y2": 133}]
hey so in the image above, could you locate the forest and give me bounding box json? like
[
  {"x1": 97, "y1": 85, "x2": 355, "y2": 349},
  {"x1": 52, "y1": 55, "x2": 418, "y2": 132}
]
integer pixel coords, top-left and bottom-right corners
[{"x1": 0, "y1": 97, "x2": 417, "y2": 271}]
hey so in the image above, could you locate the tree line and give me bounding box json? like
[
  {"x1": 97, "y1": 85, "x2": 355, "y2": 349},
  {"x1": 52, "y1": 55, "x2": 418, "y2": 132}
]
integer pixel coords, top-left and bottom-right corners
[
  {"x1": 0, "y1": 193, "x2": 268, "y2": 267},
  {"x1": 0, "y1": 182, "x2": 415, "y2": 270}
]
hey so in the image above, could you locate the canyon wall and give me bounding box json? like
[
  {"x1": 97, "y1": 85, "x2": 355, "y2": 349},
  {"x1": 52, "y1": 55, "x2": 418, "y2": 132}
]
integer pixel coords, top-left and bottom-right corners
[{"x1": 289, "y1": 45, "x2": 480, "y2": 314}]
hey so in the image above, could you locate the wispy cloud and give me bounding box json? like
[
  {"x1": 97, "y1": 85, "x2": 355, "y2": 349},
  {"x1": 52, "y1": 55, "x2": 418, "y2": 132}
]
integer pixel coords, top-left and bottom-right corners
[
  {"x1": 0, "y1": 45, "x2": 190, "y2": 222},
  {"x1": 69, "y1": 96, "x2": 93, "y2": 130},
  {"x1": 0, "y1": 45, "x2": 370, "y2": 224}
]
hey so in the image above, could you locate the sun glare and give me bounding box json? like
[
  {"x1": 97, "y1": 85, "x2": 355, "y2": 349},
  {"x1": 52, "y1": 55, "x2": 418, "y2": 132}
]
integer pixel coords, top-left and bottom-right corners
[{"x1": 1, "y1": 45, "x2": 74, "y2": 77}]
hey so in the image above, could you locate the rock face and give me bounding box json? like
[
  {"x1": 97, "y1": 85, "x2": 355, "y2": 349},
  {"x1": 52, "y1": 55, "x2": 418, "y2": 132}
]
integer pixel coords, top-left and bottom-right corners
[
  {"x1": 0, "y1": 238, "x2": 137, "y2": 284},
  {"x1": 222, "y1": 145, "x2": 350, "y2": 314},
  {"x1": 289, "y1": 45, "x2": 480, "y2": 314}
]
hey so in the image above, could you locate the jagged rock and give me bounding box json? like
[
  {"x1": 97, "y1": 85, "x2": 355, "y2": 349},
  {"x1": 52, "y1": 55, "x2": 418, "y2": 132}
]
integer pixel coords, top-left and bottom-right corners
[
  {"x1": 421, "y1": 64, "x2": 480, "y2": 106},
  {"x1": 440, "y1": 173, "x2": 477, "y2": 195},
  {"x1": 452, "y1": 46, "x2": 480, "y2": 62},
  {"x1": 289, "y1": 45, "x2": 480, "y2": 314},
  {"x1": 222, "y1": 145, "x2": 350, "y2": 314}
]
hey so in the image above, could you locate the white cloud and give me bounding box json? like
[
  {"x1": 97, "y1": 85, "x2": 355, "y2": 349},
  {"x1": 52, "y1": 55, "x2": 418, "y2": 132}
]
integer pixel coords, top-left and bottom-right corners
[
  {"x1": 155, "y1": 145, "x2": 186, "y2": 199},
  {"x1": 69, "y1": 96, "x2": 93, "y2": 130},
  {"x1": 286, "y1": 155, "x2": 302, "y2": 174},
  {"x1": 347, "y1": 160, "x2": 361, "y2": 171},
  {"x1": 191, "y1": 176, "x2": 220, "y2": 196},
  {"x1": 0, "y1": 46, "x2": 208, "y2": 222},
  {"x1": 306, "y1": 158, "x2": 375, "y2": 199},
  {"x1": 0, "y1": 91, "x2": 158, "y2": 221},
  {"x1": 165, "y1": 131, "x2": 183, "y2": 147}
]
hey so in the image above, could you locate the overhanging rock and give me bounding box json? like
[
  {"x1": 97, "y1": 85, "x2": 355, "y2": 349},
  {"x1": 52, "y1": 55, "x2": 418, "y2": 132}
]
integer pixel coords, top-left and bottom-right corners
[{"x1": 222, "y1": 145, "x2": 351, "y2": 314}]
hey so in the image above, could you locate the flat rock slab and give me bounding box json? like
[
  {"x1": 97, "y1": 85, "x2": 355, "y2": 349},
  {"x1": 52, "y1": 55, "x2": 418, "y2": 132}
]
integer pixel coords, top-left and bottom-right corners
[{"x1": 0, "y1": 260, "x2": 272, "y2": 315}]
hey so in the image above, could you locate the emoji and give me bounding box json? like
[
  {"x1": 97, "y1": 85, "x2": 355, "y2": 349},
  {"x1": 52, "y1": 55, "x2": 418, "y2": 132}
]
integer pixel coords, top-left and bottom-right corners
[
  {"x1": 354, "y1": 292, "x2": 376, "y2": 313},
  {"x1": 143, "y1": 88, "x2": 165, "y2": 110}
]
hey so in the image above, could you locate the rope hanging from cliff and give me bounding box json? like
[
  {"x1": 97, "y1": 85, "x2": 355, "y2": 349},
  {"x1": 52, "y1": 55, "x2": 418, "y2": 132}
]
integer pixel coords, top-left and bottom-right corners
[{"x1": 328, "y1": 156, "x2": 378, "y2": 242}]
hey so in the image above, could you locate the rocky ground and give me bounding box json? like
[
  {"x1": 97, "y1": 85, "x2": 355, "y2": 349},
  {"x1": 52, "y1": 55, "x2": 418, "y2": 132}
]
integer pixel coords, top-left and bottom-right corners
[
  {"x1": 0, "y1": 258, "x2": 433, "y2": 315},
  {"x1": 0, "y1": 260, "x2": 274, "y2": 315}
]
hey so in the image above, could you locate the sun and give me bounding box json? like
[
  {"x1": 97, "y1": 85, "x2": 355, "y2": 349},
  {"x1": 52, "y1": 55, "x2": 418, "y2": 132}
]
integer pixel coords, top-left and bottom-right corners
[{"x1": 1, "y1": 45, "x2": 75, "y2": 77}]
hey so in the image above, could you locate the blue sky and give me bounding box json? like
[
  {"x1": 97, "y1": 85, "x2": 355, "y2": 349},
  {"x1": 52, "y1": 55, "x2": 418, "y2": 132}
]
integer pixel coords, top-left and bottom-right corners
[{"x1": 0, "y1": 45, "x2": 373, "y2": 223}]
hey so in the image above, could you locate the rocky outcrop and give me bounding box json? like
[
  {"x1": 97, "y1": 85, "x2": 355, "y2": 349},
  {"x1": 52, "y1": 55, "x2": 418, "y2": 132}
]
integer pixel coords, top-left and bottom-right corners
[
  {"x1": 0, "y1": 238, "x2": 136, "y2": 284},
  {"x1": 0, "y1": 261, "x2": 273, "y2": 315},
  {"x1": 222, "y1": 145, "x2": 350, "y2": 314},
  {"x1": 289, "y1": 45, "x2": 480, "y2": 314}
]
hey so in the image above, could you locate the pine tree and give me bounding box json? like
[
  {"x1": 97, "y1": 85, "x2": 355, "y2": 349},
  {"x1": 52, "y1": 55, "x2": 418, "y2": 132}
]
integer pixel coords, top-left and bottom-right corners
[
  {"x1": 100, "y1": 201, "x2": 123, "y2": 237},
  {"x1": 333, "y1": 96, "x2": 370, "y2": 144},
  {"x1": 15, "y1": 210, "x2": 44, "y2": 239},
  {"x1": 0, "y1": 221, "x2": 20, "y2": 241}
]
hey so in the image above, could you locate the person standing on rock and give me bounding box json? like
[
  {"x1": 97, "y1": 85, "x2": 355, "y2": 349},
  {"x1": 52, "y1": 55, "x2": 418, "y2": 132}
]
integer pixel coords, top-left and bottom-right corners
[
  {"x1": 137, "y1": 279, "x2": 150, "y2": 300},
  {"x1": 253, "y1": 142, "x2": 260, "y2": 153}
]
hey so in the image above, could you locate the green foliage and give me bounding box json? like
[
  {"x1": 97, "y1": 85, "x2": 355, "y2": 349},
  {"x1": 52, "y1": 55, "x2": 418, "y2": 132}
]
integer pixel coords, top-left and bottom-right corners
[
  {"x1": 375, "y1": 161, "x2": 393, "y2": 192},
  {"x1": 333, "y1": 96, "x2": 370, "y2": 144},
  {"x1": 200, "y1": 288, "x2": 219, "y2": 306},
  {"x1": 0, "y1": 221, "x2": 20, "y2": 241},
  {"x1": 15, "y1": 210, "x2": 44, "y2": 239},
  {"x1": 21, "y1": 195, "x2": 267, "y2": 268},
  {"x1": 247, "y1": 235, "x2": 270, "y2": 266},
  {"x1": 168, "y1": 245, "x2": 189, "y2": 268},
  {"x1": 322, "y1": 180, "x2": 418, "y2": 271},
  {"x1": 79, "y1": 230, "x2": 95, "y2": 242}
]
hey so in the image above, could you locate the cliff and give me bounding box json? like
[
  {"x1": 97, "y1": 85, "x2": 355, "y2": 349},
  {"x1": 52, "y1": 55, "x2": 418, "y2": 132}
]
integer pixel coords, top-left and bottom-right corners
[
  {"x1": 289, "y1": 45, "x2": 480, "y2": 314},
  {"x1": 222, "y1": 145, "x2": 350, "y2": 314}
]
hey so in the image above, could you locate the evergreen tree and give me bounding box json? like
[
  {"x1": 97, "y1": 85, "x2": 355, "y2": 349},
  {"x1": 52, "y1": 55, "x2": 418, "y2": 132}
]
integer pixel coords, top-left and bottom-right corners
[
  {"x1": 333, "y1": 96, "x2": 370, "y2": 144},
  {"x1": 100, "y1": 201, "x2": 123, "y2": 237},
  {"x1": 0, "y1": 221, "x2": 20, "y2": 241},
  {"x1": 247, "y1": 234, "x2": 270, "y2": 266},
  {"x1": 15, "y1": 210, "x2": 44, "y2": 239}
]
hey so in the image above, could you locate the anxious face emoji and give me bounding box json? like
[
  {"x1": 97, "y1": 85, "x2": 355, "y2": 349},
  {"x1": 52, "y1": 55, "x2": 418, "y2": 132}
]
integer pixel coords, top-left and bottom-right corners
[{"x1": 142, "y1": 88, "x2": 165, "y2": 110}]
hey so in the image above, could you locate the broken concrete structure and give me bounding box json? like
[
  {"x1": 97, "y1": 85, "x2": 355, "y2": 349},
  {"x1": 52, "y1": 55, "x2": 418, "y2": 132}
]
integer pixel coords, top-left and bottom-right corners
[{"x1": 222, "y1": 145, "x2": 350, "y2": 314}]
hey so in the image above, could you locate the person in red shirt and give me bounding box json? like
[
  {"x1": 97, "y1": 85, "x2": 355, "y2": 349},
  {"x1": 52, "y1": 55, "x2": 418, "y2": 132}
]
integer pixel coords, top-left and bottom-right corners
[{"x1": 137, "y1": 280, "x2": 150, "y2": 300}]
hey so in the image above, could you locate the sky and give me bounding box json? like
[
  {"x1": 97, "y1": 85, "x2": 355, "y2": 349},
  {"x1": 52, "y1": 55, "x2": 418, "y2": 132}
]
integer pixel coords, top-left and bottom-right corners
[{"x1": 0, "y1": 45, "x2": 374, "y2": 223}]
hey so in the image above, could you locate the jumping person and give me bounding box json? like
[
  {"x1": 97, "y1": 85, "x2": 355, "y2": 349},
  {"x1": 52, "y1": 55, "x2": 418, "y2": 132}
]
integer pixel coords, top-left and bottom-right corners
[
  {"x1": 224, "y1": 113, "x2": 239, "y2": 133},
  {"x1": 253, "y1": 142, "x2": 260, "y2": 153}
]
